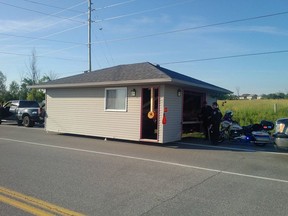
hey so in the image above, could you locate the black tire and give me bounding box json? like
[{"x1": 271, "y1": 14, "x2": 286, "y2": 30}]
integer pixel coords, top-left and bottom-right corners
[
  {"x1": 218, "y1": 134, "x2": 225, "y2": 143},
  {"x1": 22, "y1": 115, "x2": 32, "y2": 127},
  {"x1": 30, "y1": 121, "x2": 35, "y2": 127},
  {"x1": 17, "y1": 120, "x2": 22, "y2": 126},
  {"x1": 254, "y1": 142, "x2": 266, "y2": 147}
]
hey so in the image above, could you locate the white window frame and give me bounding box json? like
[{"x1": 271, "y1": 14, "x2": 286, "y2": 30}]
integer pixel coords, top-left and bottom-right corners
[{"x1": 104, "y1": 87, "x2": 127, "y2": 112}]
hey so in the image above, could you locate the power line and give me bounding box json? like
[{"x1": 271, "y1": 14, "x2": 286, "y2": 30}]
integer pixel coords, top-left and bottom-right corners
[
  {"x1": 0, "y1": 2, "x2": 87, "y2": 39},
  {"x1": 17, "y1": 24, "x2": 86, "y2": 45},
  {"x1": 159, "y1": 50, "x2": 288, "y2": 65},
  {"x1": 25, "y1": 14, "x2": 87, "y2": 35},
  {"x1": 0, "y1": 50, "x2": 86, "y2": 62},
  {"x1": 39, "y1": 45, "x2": 84, "y2": 57},
  {"x1": 2, "y1": 1, "x2": 288, "y2": 72},
  {"x1": 92, "y1": 13, "x2": 115, "y2": 66},
  {"x1": 94, "y1": 0, "x2": 194, "y2": 23},
  {"x1": 20, "y1": 0, "x2": 85, "y2": 13},
  {"x1": 0, "y1": 2, "x2": 88, "y2": 60},
  {"x1": 95, "y1": 0, "x2": 138, "y2": 11},
  {"x1": 91, "y1": 10, "x2": 288, "y2": 45},
  {"x1": 0, "y1": 1, "x2": 85, "y2": 24},
  {"x1": 0, "y1": 32, "x2": 85, "y2": 45}
]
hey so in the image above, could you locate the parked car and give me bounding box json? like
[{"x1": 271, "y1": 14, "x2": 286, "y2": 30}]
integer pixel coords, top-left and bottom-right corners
[
  {"x1": 273, "y1": 118, "x2": 288, "y2": 151},
  {"x1": 0, "y1": 100, "x2": 41, "y2": 127}
]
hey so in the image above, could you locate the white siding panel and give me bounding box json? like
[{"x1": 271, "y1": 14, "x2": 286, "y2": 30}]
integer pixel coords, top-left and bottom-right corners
[
  {"x1": 46, "y1": 87, "x2": 141, "y2": 141},
  {"x1": 161, "y1": 85, "x2": 183, "y2": 143}
]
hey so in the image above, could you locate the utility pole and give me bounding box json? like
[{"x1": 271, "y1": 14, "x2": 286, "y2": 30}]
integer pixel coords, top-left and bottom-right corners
[{"x1": 88, "y1": 0, "x2": 92, "y2": 72}]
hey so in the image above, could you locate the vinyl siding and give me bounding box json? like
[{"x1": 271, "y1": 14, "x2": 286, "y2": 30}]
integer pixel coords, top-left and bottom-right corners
[
  {"x1": 161, "y1": 85, "x2": 183, "y2": 143},
  {"x1": 45, "y1": 87, "x2": 141, "y2": 141}
]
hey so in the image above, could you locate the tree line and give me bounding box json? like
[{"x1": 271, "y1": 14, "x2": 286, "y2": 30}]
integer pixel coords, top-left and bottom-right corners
[
  {"x1": 219, "y1": 93, "x2": 288, "y2": 100},
  {"x1": 0, "y1": 49, "x2": 57, "y2": 104}
]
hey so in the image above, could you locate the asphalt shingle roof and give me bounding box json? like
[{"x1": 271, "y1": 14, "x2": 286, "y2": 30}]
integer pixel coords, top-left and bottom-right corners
[{"x1": 33, "y1": 62, "x2": 231, "y2": 94}]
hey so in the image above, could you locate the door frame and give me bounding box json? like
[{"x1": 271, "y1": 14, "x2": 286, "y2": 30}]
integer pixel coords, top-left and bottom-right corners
[{"x1": 140, "y1": 87, "x2": 159, "y2": 141}]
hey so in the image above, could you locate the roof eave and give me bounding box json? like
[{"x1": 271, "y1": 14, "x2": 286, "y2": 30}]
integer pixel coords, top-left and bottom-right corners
[
  {"x1": 171, "y1": 79, "x2": 232, "y2": 94},
  {"x1": 29, "y1": 77, "x2": 231, "y2": 94},
  {"x1": 28, "y1": 78, "x2": 172, "y2": 89}
]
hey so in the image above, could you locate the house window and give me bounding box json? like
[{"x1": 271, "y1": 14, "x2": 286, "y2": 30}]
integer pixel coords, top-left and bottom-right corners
[{"x1": 105, "y1": 87, "x2": 127, "y2": 111}]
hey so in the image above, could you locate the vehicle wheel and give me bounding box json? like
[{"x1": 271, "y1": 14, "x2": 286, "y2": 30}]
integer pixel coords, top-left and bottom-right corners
[
  {"x1": 274, "y1": 145, "x2": 288, "y2": 152},
  {"x1": 218, "y1": 135, "x2": 224, "y2": 143},
  {"x1": 17, "y1": 120, "x2": 22, "y2": 126},
  {"x1": 254, "y1": 142, "x2": 266, "y2": 147},
  {"x1": 0, "y1": 119, "x2": 2, "y2": 125},
  {"x1": 30, "y1": 121, "x2": 35, "y2": 127},
  {"x1": 23, "y1": 116, "x2": 32, "y2": 127}
]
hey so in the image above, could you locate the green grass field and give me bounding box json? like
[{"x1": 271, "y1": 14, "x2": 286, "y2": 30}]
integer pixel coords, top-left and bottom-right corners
[{"x1": 218, "y1": 99, "x2": 288, "y2": 126}]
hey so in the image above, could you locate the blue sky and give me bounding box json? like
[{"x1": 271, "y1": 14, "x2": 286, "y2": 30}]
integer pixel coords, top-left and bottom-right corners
[{"x1": 1, "y1": 0, "x2": 288, "y2": 95}]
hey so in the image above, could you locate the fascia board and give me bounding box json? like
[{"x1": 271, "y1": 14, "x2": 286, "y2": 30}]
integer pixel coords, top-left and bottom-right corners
[
  {"x1": 28, "y1": 78, "x2": 172, "y2": 89},
  {"x1": 171, "y1": 78, "x2": 232, "y2": 94}
]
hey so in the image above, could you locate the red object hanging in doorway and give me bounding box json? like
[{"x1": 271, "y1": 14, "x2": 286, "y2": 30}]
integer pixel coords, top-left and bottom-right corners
[{"x1": 162, "y1": 113, "x2": 167, "y2": 125}]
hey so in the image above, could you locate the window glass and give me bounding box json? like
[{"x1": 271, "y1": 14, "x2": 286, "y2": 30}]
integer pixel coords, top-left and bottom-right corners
[
  {"x1": 19, "y1": 101, "x2": 39, "y2": 108},
  {"x1": 105, "y1": 88, "x2": 127, "y2": 111}
]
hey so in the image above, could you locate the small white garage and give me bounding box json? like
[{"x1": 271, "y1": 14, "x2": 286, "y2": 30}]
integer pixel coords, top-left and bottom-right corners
[{"x1": 33, "y1": 62, "x2": 231, "y2": 143}]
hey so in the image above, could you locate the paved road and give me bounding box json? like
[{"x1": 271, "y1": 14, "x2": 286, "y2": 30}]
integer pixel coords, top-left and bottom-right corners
[{"x1": 0, "y1": 124, "x2": 287, "y2": 215}]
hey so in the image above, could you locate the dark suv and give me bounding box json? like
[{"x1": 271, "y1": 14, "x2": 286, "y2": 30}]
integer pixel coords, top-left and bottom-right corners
[{"x1": 0, "y1": 100, "x2": 40, "y2": 127}]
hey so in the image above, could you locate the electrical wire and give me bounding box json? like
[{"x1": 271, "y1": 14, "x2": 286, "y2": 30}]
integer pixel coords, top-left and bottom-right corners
[
  {"x1": 94, "y1": 0, "x2": 138, "y2": 11},
  {"x1": 39, "y1": 44, "x2": 84, "y2": 57},
  {"x1": 23, "y1": 24, "x2": 87, "y2": 44},
  {"x1": 0, "y1": 2, "x2": 88, "y2": 63},
  {"x1": 0, "y1": 1, "x2": 86, "y2": 24},
  {"x1": 91, "y1": 10, "x2": 288, "y2": 45},
  {"x1": 0, "y1": 50, "x2": 86, "y2": 62},
  {"x1": 92, "y1": 13, "x2": 115, "y2": 66},
  {"x1": 20, "y1": 0, "x2": 86, "y2": 13},
  {"x1": 159, "y1": 50, "x2": 288, "y2": 65},
  {"x1": 94, "y1": 0, "x2": 194, "y2": 23},
  {"x1": 2, "y1": 2, "x2": 288, "y2": 68},
  {"x1": 0, "y1": 2, "x2": 87, "y2": 37},
  {"x1": 0, "y1": 32, "x2": 85, "y2": 45}
]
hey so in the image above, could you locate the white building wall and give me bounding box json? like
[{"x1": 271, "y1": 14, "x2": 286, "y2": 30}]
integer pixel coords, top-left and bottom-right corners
[
  {"x1": 160, "y1": 85, "x2": 183, "y2": 143},
  {"x1": 45, "y1": 87, "x2": 142, "y2": 141}
]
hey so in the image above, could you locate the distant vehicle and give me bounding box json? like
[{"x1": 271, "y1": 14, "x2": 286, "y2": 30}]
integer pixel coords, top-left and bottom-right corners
[
  {"x1": 0, "y1": 100, "x2": 41, "y2": 127},
  {"x1": 218, "y1": 110, "x2": 274, "y2": 146},
  {"x1": 273, "y1": 118, "x2": 288, "y2": 151}
]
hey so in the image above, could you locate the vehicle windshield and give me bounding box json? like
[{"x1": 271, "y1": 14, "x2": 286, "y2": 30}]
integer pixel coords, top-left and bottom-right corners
[
  {"x1": 19, "y1": 101, "x2": 40, "y2": 108},
  {"x1": 276, "y1": 119, "x2": 288, "y2": 134}
]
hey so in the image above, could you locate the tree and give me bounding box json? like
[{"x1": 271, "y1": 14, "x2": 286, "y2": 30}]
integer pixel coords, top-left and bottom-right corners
[
  {"x1": 19, "y1": 77, "x2": 32, "y2": 100},
  {"x1": 235, "y1": 86, "x2": 240, "y2": 97},
  {"x1": 6, "y1": 81, "x2": 20, "y2": 100},
  {"x1": 27, "y1": 89, "x2": 45, "y2": 102},
  {"x1": 0, "y1": 71, "x2": 7, "y2": 103},
  {"x1": 27, "y1": 48, "x2": 40, "y2": 85},
  {"x1": 39, "y1": 71, "x2": 58, "y2": 83},
  {"x1": 20, "y1": 48, "x2": 44, "y2": 101},
  {"x1": 17, "y1": 50, "x2": 59, "y2": 102}
]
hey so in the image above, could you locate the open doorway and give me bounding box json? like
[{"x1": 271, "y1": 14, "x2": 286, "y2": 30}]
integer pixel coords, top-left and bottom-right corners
[
  {"x1": 141, "y1": 88, "x2": 159, "y2": 140},
  {"x1": 182, "y1": 91, "x2": 204, "y2": 133}
]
